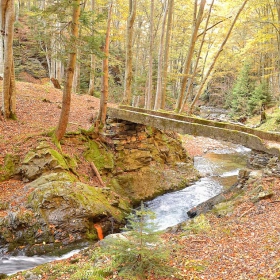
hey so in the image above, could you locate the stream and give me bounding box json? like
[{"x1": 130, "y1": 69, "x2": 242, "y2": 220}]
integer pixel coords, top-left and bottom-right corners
[
  {"x1": 144, "y1": 144, "x2": 251, "y2": 230},
  {"x1": 0, "y1": 141, "x2": 251, "y2": 276}
]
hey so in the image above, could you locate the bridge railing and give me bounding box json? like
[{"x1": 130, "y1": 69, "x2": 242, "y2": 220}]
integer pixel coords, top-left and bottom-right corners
[{"x1": 118, "y1": 105, "x2": 280, "y2": 143}]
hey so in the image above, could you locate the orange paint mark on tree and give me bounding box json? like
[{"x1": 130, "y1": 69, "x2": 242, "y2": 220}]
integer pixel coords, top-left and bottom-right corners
[{"x1": 94, "y1": 223, "x2": 104, "y2": 240}]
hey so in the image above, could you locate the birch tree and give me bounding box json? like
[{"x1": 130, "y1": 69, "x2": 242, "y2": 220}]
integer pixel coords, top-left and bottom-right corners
[{"x1": 1, "y1": 0, "x2": 16, "y2": 119}]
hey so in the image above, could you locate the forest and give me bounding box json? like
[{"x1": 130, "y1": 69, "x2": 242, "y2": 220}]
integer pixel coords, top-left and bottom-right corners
[
  {"x1": 2, "y1": 0, "x2": 280, "y2": 124},
  {"x1": 1, "y1": 0, "x2": 280, "y2": 279}
]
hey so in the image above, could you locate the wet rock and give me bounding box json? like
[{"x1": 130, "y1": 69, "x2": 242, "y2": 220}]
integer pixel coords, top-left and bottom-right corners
[{"x1": 247, "y1": 151, "x2": 272, "y2": 169}]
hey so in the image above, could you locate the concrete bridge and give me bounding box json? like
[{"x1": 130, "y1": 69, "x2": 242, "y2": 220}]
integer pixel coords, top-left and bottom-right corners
[{"x1": 107, "y1": 106, "x2": 280, "y2": 156}]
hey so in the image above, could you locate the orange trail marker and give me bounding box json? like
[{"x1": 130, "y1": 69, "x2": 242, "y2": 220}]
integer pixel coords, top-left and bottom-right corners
[{"x1": 94, "y1": 224, "x2": 104, "y2": 240}]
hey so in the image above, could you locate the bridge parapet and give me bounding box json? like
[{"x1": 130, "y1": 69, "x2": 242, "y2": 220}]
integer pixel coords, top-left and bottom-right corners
[
  {"x1": 107, "y1": 106, "x2": 280, "y2": 156},
  {"x1": 118, "y1": 105, "x2": 280, "y2": 142}
]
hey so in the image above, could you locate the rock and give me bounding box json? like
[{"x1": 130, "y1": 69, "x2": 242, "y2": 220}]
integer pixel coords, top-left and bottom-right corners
[
  {"x1": 212, "y1": 201, "x2": 235, "y2": 217},
  {"x1": 0, "y1": 154, "x2": 20, "y2": 182},
  {"x1": 251, "y1": 190, "x2": 274, "y2": 203},
  {"x1": 20, "y1": 147, "x2": 77, "y2": 181},
  {"x1": 0, "y1": 121, "x2": 198, "y2": 253}
]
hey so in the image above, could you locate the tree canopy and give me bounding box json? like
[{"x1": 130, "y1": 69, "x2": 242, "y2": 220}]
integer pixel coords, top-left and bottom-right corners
[{"x1": 2, "y1": 0, "x2": 280, "y2": 123}]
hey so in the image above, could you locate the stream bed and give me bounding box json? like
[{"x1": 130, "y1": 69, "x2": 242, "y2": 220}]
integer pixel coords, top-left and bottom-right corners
[
  {"x1": 144, "y1": 144, "x2": 251, "y2": 230},
  {"x1": 1, "y1": 142, "x2": 251, "y2": 276}
]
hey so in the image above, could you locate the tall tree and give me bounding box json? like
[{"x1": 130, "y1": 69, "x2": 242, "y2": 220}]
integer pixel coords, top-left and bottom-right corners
[
  {"x1": 189, "y1": 0, "x2": 249, "y2": 114},
  {"x1": 88, "y1": 0, "x2": 96, "y2": 96},
  {"x1": 180, "y1": 0, "x2": 215, "y2": 112},
  {"x1": 154, "y1": 1, "x2": 168, "y2": 110},
  {"x1": 122, "y1": 0, "x2": 137, "y2": 105},
  {"x1": 1, "y1": 0, "x2": 16, "y2": 119},
  {"x1": 146, "y1": 0, "x2": 154, "y2": 110},
  {"x1": 95, "y1": 2, "x2": 113, "y2": 129},
  {"x1": 55, "y1": 0, "x2": 81, "y2": 141},
  {"x1": 161, "y1": 0, "x2": 174, "y2": 109},
  {"x1": 175, "y1": 0, "x2": 206, "y2": 112}
]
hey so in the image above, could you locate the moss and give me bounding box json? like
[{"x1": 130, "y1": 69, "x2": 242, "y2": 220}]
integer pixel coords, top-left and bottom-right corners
[
  {"x1": 212, "y1": 201, "x2": 235, "y2": 217},
  {"x1": 0, "y1": 154, "x2": 19, "y2": 181},
  {"x1": 22, "y1": 150, "x2": 37, "y2": 164},
  {"x1": 183, "y1": 214, "x2": 211, "y2": 234},
  {"x1": 48, "y1": 149, "x2": 69, "y2": 169},
  {"x1": 83, "y1": 140, "x2": 114, "y2": 170},
  {"x1": 0, "y1": 200, "x2": 8, "y2": 210},
  {"x1": 86, "y1": 229, "x2": 98, "y2": 240}
]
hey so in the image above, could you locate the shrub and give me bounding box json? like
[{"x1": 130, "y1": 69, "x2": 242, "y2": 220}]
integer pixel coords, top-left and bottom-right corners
[{"x1": 101, "y1": 202, "x2": 176, "y2": 279}]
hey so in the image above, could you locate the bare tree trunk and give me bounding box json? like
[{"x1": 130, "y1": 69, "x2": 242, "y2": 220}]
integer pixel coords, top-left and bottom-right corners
[
  {"x1": 1, "y1": 0, "x2": 16, "y2": 119},
  {"x1": 146, "y1": 0, "x2": 154, "y2": 109},
  {"x1": 189, "y1": 0, "x2": 249, "y2": 114},
  {"x1": 88, "y1": 0, "x2": 96, "y2": 95},
  {"x1": 72, "y1": 49, "x2": 80, "y2": 94},
  {"x1": 96, "y1": 2, "x2": 113, "y2": 128},
  {"x1": 154, "y1": 2, "x2": 168, "y2": 110},
  {"x1": 122, "y1": 0, "x2": 137, "y2": 105},
  {"x1": 180, "y1": 0, "x2": 215, "y2": 112},
  {"x1": 175, "y1": 0, "x2": 206, "y2": 112},
  {"x1": 0, "y1": 35, "x2": 4, "y2": 78},
  {"x1": 161, "y1": 0, "x2": 174, "y2": 109},
  {"x1": 55, "y1": 0, "x2": 81, "y2": 141}
]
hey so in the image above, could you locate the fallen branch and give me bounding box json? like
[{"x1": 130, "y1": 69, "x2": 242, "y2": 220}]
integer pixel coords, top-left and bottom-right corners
[
  {"x1": 240, "y1": 206, "x2": 254, "y2": 218},
  {"x1": 90, "y1": 162, "x2": 106, "y2": 187}
]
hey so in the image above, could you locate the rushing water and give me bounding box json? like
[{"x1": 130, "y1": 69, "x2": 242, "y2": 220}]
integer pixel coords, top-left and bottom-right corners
[
  {"x1": 1, "y1": 142, "x2": 251, "y2": 276},
  {"x1": 0, "y1": 249, "x2": 81, "y2": 276},
  {"x1": 144, "y1": 144, "x2": 251, "y2": 230}
]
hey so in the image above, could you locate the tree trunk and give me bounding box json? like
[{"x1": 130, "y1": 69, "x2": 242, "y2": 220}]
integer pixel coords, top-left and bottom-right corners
[
  {"x1": 95, "y1": 2, "x2": 113, "y2": 129},
  {"x1": 0, "y1": 34, "x2": 4, "y2": 78},
  {"x1": 122, "y1": 0, "x2": 137, "y2": 105},
  {"x1": 55, "y1": 0, "x2": 81, "y2": 141},
  {"x1": 180, "y1": 0, "x2": 214, "y2": 112},
  {"x1": 154, "y1": 2, "x2": 168, "y2": 110},
  {"x1": 189, "y1": 0, "x2": 249, "y2": 114},
  {"x1": 88, "y1": 0, "x2": 95, "y2": 96},
  {"x1": 72, "y1": 49, "x2": 80, "y2": 94},
  {"x1": 1, "y1": 0, "x2": 16, "y2": 119},
  {"x1": 175, "y1": 0, "x2": 206, "y2": 112},
  {"x1": 161, "y1": 0, "x2": 174, "y2": 109},
  {"x1": 146, "y1": 0, "x2": 154, "y2": 110}
]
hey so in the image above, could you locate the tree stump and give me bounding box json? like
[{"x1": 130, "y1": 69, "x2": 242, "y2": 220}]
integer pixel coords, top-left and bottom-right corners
[{"x1": 50, "y1": 78, "x2": 61, "y2": 89}]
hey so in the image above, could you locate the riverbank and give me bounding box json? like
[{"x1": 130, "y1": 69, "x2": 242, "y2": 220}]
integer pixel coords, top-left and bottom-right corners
[
  {"x1": 5, "y1": 135, "x2": 280, "y2": 279},
  {"x1": 1, "y1": 82, "x2": 280, "y2": 279}
]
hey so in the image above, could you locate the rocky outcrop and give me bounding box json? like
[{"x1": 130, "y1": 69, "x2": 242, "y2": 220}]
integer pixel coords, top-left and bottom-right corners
[{"x1": 0, "y1": 120, "x2": 198, "y2": 255}]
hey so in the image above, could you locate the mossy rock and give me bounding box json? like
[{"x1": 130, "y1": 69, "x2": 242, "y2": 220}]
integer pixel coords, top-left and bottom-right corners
[
  {"x1": 109, "y1": 164, "x2": 196, "y2": 205},
  {"x1": 115, "y1": 150, "x2": 152, "y2": 171},
  {"x1": 21, "y1": 147, "x2": 77, "y2": 181},
  {"x1": 26, "y1": 172, "x2": 77, "y2": 189},
  {"x1": 84, "y1": 140, "x2": 114, "y2": 170},
  {"x1": 212, "y1": 201, "x2": 235, "y2": 217},
  {"x1": 27, "y1": 180, "x2": 125, "y2": 235}
]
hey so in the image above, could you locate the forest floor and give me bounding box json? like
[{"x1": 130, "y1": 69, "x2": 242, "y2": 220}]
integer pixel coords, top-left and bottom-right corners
[{"x1": 1, "y1": 81, "x2": 280, "y2": 279}]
